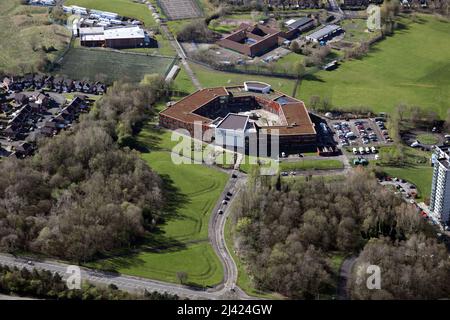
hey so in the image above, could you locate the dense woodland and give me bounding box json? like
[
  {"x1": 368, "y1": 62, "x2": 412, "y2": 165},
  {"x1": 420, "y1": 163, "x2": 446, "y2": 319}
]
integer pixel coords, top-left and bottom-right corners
[
  {"x1": 0, "y1": 77, "x2": 170, "y2": 262},
  {"x1": 231, "y1": 170, "x2": 450, "y2": 299},
  {"x1": 0, "y1": 264, "x2": 179, "y2": 300}
]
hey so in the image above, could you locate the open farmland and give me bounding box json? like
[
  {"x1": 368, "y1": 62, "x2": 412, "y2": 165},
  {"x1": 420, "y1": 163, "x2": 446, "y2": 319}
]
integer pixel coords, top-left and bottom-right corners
[
  {"x1": 0, "y1": 0, "x2": 71, "y2": 74},
  {"x1": 54, "y1": 48, "x2": 175, "y2": 83},
  {"x1": 297, "y1": 15, "x2": 450, "y2": 118},
  {"x1": 64, "y1": 0, "x2": 156, "y2": 26}
]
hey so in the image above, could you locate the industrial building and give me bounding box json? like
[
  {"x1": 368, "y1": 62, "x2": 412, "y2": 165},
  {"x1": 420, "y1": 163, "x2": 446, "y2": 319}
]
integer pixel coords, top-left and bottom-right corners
[
  {"x1": 79, "y1": 26, "x2": 153, "y2": 49},
  {"x1": 285, "y1": 17, "x2": 315, "y2": 35},
  {"x1": 305, "y1": 24, "x2": 343, "y2": 43},
  {"x1": 430, "y1": 146, "x2": 450, "y2": 226},
  {"x1": 159, "y1": 82, "x2": 317, "y2": 153}
]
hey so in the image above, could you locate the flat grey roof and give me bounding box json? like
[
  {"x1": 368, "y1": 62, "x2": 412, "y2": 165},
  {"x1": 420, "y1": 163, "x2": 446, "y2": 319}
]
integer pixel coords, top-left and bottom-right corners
[
  {"x1": 287, "y1": 17, "x2": 314, "y2": 30},
  {"x1": 217, "y1": 113, "x2": 249, "y2": 131},
  {"x1": 307, "y1": 24, "x2": 341, "y2": 40}
]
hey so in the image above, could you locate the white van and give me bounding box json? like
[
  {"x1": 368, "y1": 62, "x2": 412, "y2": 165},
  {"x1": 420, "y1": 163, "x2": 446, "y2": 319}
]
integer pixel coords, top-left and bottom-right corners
[
  {"x1": 352, "y1": 147, "x2": 358, "y2": 155},
  {"x1": 359, "y1": 147, "x2": 364, "y2": 154},
  {"x1": 345, "y1": 132, "x2": 356, "y2": 139}
]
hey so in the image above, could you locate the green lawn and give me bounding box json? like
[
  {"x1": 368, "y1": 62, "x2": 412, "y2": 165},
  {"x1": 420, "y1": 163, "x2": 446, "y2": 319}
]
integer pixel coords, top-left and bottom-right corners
[
  {"x1": 190, "y1": 63, "x2": 297, "y2": 96},
  {"x1": 297, "y1": 15, "x2": 450, "y2": 118},
  {"x1": 172, "y1": 65, "x2": 197, "y2": 95},
  {"x1": 238, "y1": 156, "x2": 343, "y2": 174},
  {"x1": 280, "y1": 159, "x2": 344, "y2": 171},
  {"x1": 124, "y1": 34, "x2": 177, "y2": 57},
  {"x1": 65, "y1": 0, "x2": 156, "y2": 26},
  {"x1": 89, "y1": 125, "x2": 228, "y2": 286},
  {"x1": 416, "y1": 133, "x2": 439, "y2": 145},
  {"x1": 141, "y1": 151, "x2": 228, "y2": 242}
]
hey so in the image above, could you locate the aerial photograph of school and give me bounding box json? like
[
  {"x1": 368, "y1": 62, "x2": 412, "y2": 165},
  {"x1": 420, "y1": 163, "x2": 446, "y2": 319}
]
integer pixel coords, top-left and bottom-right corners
[{"x1": 0, "y1": 0, "x2": 449, "y2": 305}]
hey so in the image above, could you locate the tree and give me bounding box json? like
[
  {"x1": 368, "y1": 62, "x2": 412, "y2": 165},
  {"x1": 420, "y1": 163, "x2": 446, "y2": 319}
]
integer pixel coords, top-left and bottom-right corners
[
  {"x1": 292, "y1": 61, "x2": 306, "y2": 80},
  {"x1": 349, "y1": 235, "x2": 450, "y2": 299},
  {"x1": 177, "y1": 21, "x2": 218, "y2": 43},
  {"x1": 230, "y1": 170, "x2": 434, "y2": 298},
  {"x1": 445, "y1": 108, "x2": 450, "y2": 132},
  {"x1": 309, "y1": 96, "x2": 321, "y2": 110},
  {"x1": 289, "y1": 41, "x2": 301, "y2": 54},
  {"x1": 176, "y1": 271, "x2": 188, "y2": 284}
]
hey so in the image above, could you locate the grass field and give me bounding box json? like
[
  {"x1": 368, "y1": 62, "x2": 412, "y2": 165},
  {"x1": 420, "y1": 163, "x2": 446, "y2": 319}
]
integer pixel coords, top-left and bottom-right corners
[
  {"x1": 239, "y1": 156, "x2": 344, "y2": 174},
  {"x1": 89, "y1": 124, "x2": 228, "y2": 286},
  {"x1": 0, "y1": 0, "x2": 71, "y2": 74},
  {"x1": 417, "y1": 133, "x2": 439, "y2": 145},
  {"x1": 190, "y1": 63, "x2": 297, "y2": 96},
  {"x1": 65, "y1": 0, "x2": 156, "y2": 26},
  {"x1": 172, "y1": 65, "x2": 197, "y2": 94},
  {"x1": 279, "y1": 159, "x2": 344, "y2": 171},
  {"x1": 297, "y1": 15, "x2": 450, "y2": 118},
  {"x1": 54, "y1": 48, "x2": 175, "y2": 83},
  {"x1": 124, "y1": 34, "x2": 177, "y2": 57}
]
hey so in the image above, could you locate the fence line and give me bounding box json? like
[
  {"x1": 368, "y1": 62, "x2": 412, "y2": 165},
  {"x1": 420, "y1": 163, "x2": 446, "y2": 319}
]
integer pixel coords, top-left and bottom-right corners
[{"x1": 49, "y1": 34, "x2": 75, "y2": 72}]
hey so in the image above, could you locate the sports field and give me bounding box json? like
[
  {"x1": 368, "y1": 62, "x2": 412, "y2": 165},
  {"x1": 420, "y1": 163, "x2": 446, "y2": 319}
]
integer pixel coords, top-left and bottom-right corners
[
  {"x1": 54, "y1": 48, "x2": 175, "y2": 83},
  {"x1": 89, "y1": 125, "x2": 228, "y2": 286},
  {"x1": 65, "y1": 0, "x2": 156, "y2": 26},
  {"x1": 297, "y1": 15, "x2": 450, "y2": 118},
  {"x1": 159, "y1": 0, "x2": 203, "y2": 20}
]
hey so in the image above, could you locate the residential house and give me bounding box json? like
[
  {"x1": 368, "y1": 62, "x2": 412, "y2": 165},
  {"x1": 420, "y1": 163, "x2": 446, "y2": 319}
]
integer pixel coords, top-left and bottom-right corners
[
  {"x1": 14, "y1": 93, "x2": 29, "y2": 105},
  {"x1": 63, "y1": 79, "x2": 75, "y2": 93}
]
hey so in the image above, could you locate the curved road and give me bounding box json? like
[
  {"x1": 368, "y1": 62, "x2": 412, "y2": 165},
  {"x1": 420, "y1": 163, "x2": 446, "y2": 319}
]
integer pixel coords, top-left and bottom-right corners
[
  {"x1": 337, "y1": 256, "x2": 357, "y2": 300},
  {"x1": 208, "y1": 170, "x2": 251, "y2": 299}
]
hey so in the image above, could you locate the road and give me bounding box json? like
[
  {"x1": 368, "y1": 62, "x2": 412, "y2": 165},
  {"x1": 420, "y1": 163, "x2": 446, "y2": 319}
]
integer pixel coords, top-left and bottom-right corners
[
  {"x1": 143, "y1": 1, "x2": 202, "y2": 91},
  {"x1": 0, "y1": 252, "x2": 234, "y2": 300},
  {"x1": 337, "y1": 256, "x2": 357, "y2": 300},
  {"x1": 328, "y1": 0, "x2": 344, "y2": 15},
  {"x1": 161, "y1": 23, "x2": 202, "y2": 90},
  {"x1": 208, "y1": 170, "x2": 251, "y2": 299}
]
